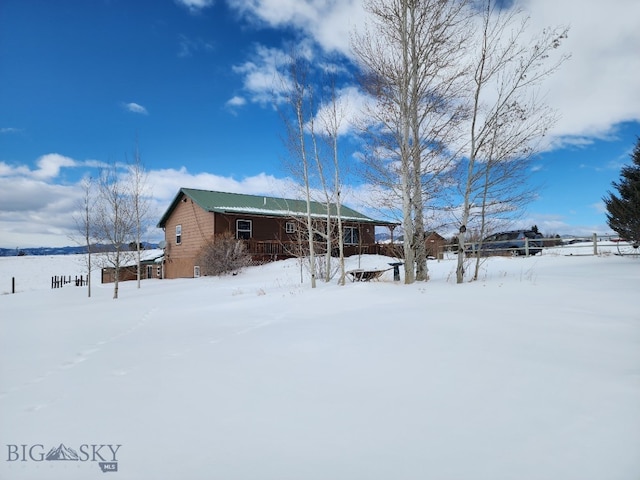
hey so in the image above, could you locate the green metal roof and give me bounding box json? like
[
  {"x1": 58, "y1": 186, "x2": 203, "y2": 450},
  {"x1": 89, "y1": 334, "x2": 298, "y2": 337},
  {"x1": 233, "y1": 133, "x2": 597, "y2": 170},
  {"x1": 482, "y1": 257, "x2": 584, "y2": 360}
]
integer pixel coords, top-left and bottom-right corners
[{"x1": 157, "y1": 188, "x2": 396, "y2": 228}]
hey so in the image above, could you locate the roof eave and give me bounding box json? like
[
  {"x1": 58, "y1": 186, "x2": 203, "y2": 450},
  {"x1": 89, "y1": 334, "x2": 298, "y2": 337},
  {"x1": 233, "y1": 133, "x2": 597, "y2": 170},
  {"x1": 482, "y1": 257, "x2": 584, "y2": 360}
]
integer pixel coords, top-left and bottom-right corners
[
  {"x1": 157, "y1": 188, "x2": 399, "y2": 229},
  {"x1": 213, "y1": 208, "x2": 395, "y2": 225},
  {"x1": 156, "y1": 188, "x2": 189, "y2": 228}
]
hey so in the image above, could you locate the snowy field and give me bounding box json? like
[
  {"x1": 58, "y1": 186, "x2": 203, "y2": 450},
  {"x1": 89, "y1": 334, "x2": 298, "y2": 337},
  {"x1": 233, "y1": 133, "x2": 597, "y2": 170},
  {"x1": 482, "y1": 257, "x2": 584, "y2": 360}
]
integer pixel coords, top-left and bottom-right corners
[{"x1": 1, "y1": 246, "x2": 639, "y2": 480}]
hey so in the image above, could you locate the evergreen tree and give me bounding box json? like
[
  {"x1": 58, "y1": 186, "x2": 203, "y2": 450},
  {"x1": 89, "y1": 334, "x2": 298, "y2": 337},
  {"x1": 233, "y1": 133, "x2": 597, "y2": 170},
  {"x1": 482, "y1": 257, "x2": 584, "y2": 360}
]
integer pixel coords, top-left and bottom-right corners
[{"x1": 604, "y1": 137, "x2": 640, "y2": 244}]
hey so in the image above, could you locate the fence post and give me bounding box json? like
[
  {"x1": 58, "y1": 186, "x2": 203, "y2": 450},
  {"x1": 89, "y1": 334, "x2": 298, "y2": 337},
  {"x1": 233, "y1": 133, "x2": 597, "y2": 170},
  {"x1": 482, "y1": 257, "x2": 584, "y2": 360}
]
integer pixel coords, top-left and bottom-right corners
[
  {"x1": 12, "y1": 277, "x2": 15, "y2": 294},
  {"x1": 593, "y1": 233, "x2": 598, "y2": 255}
]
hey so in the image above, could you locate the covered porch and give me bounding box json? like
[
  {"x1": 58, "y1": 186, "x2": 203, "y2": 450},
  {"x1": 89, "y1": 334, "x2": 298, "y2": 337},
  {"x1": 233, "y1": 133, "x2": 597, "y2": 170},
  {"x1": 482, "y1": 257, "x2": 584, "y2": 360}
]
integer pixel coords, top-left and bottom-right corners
[{"x1": 243, "y1": 239, "x2": 403, "y2": 262}]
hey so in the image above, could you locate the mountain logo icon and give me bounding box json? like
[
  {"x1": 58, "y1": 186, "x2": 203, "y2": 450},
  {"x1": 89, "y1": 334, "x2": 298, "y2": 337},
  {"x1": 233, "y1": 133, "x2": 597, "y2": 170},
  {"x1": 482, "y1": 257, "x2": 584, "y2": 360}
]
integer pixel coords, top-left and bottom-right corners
[{"x1": 45, "y1": 443, "x2": 79, "y2": 461}]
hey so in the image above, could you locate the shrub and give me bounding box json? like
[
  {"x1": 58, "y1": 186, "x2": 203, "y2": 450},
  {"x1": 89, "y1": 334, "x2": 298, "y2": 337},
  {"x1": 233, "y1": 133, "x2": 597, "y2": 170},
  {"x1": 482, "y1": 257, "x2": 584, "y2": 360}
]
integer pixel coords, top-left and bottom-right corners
[{"x1": 196, "y1": 232, "x2": 252, "y2": 276}]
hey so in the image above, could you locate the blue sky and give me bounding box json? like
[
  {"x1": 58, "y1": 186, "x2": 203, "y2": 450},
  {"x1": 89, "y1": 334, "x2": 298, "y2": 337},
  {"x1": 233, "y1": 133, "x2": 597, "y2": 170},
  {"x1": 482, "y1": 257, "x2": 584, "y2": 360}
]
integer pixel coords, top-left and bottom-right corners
[{"x1": 1, "y1": 0, "x2": 639, "y2": 248}]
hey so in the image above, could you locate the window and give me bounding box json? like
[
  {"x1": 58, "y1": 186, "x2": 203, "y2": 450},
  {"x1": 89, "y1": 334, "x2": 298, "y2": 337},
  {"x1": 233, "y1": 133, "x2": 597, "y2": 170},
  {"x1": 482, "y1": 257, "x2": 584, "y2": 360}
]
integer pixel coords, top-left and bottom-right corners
[
  {"x1": 344, "y1": 226, "x2": 360, "y2": 245},
  {"x1": 194, "y1": 266, "x2": 200, "y2": 278},
  {"x1": 236, "y1": 219, "x2": 252, "y2": 240},
  {"x1": 285, "y1": 222, "x2": 296, "y2": 234},
  {"x1": 175, "y1": 224, "x2": 182, "y2": 245}
]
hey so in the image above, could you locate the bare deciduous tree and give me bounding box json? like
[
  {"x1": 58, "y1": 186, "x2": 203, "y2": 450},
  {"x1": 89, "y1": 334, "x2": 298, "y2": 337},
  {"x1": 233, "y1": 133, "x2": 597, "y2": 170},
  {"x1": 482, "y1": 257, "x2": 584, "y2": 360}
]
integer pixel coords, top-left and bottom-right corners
[
  {"x1": 284, "y1": 55, "x2": 318, "y2": 288},
  {"x1": 455, "y1": 0, "x2": 569, "y2": 283},
  {"x1": 352, "y1": 0, "x2": 471, "y2": 283},
  {"x1": 94, "y1": 162, "x2": 136, "y2": 299},
  {"x1": 128, "y1": 142, "x2": 151, "y2": 289},
  {"x1": 318, "y1": 77, "x2": 348, "y2": 285},
  {"x1": 72, "y1": 176, "x2": 96, "y2": 298},
  {"x1": 278, "y1": 54, "x2": 352, "y2": 287}
]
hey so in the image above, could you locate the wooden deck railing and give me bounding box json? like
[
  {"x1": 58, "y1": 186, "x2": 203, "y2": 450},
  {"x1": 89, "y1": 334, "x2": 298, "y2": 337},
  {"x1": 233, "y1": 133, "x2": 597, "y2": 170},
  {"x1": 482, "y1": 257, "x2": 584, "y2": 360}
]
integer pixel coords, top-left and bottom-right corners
[{"x1": 243, "y1": 240, "x2": 404, "y2": 260}]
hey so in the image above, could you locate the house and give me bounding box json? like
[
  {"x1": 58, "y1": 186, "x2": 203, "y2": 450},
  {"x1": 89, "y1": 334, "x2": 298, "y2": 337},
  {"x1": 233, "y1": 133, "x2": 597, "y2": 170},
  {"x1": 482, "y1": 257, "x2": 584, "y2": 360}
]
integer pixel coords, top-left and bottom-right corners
[
  {"x1": 157, "y1": 188, "x2": 398, "y2": 279},
  {"x1": 379, "y1": 231, "x2": 446, "y2": 259},
  {"x1": 425, "y1": 231, "x2": 446, "y2": 259},
  {"x1": 101, "y1": 250, "x2": 164, "y2": 283}
]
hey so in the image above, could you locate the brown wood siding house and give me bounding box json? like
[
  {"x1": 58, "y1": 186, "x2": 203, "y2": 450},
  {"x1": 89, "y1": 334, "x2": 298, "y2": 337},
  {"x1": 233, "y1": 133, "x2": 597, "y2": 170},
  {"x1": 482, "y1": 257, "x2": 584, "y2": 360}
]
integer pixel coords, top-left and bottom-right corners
[
  {"x1": 101, "y1": 252, "x2": 164, "y2": 283},
  {"x1": 425, "y1": 231, "x2": 446, "y2": 259},
  {"x1": 157, "y1": 188, "x2": 397, "y2": 279}
]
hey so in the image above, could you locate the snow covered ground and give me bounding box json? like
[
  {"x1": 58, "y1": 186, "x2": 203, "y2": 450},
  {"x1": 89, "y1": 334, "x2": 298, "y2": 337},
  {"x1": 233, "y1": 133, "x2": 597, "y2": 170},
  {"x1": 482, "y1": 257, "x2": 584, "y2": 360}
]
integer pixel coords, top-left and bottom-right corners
[{"x1": 1, "y1": 246, "x2": 639, "y2": 480}]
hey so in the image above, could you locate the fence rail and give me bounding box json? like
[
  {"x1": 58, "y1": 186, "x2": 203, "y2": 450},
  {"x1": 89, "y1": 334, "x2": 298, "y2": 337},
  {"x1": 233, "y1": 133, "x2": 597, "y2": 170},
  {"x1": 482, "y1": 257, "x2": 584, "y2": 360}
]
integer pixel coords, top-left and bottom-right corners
[
  {"x1": 452, "y1": 234, "x2": 639, "y2": 258},
  {"x1": 51, "y1": 275, "x2": 87, "y2": 289},
  {"x1": 244, "y1": 236, "x2": 639, "y2": 261}
]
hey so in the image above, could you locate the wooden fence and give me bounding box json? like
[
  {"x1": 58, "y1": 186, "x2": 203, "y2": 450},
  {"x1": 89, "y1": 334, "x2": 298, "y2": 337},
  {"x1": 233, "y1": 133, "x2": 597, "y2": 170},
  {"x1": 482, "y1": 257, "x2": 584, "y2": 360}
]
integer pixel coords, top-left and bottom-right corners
[{"x1": 51, "y1": 275, "x2": 87, "y2": 289}]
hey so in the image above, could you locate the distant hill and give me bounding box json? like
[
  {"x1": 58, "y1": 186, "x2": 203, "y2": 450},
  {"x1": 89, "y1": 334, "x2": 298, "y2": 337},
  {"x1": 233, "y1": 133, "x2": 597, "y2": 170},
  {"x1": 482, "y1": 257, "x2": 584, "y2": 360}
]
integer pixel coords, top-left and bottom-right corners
[
  {"x1": 0, "y1": 246, "x2": 88, "y2": 257},
  {"x1": 0, "y1": 243, "x2": 159, "y2": 257}
]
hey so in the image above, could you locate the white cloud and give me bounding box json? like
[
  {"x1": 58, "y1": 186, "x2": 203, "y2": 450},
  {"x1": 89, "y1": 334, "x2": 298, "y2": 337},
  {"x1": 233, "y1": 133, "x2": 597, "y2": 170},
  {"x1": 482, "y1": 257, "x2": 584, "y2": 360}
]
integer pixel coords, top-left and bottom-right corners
[
  {"x1": 227, "y1": 0, "x2": 364, "y2": 57},
  {"x1": 0, "y1": 154, "x2": 76, "y2": 180},
  {"x1": 32, "y1": 154, "x2": 77, "y2": 180},
  {"x1": 7, "y1": 153, "x2": 610, "y2": 248},
  {"x1": 149, "y1": 167, "x2": 299, "y2": 205},
  {"x1": 123, "y1": 102, "x2": 149, "y2": 115},
  {"x1": 0, "y1": 155, "x2": 111, "y2": 247},
  {"x1": 1, "y1": 127, "x2": 22, "y2": 134},
  {"x1": 230, "y1": 41, "x2": 371, "y2": 126},
  {"x1": 0, "y1": 158, "x2": 307, "y2": 248},
  {"x1": 175, "y1": 0, "x2": 215, "y2": 13},
  {"x1": 0, "y1": 174, "x2": 82, "y2": 247},
  {"x1": 510, "y1": 0, "x2": 640, "y2": 142},
  {"x1": 230, "y1": 0, "x2": 639, "y2": 149},
  {"x1": 232, "y1": 45, "x2": 293, "y2": 105},
  {"x1": 314, "y1": 86, "x2": 374, "y2": 137},
  {"x1": 521, "y1": 212, "x2": 613, "y2": 237},
  {"x1": 226, "y1": 96, "x2": 247, "y2": 108},
  {"x1": 0, "y1": 161, "x2": 28, "y2": 177},
  {"x1": 227, "y1": 0, "x2": 318, "y2": 29}
]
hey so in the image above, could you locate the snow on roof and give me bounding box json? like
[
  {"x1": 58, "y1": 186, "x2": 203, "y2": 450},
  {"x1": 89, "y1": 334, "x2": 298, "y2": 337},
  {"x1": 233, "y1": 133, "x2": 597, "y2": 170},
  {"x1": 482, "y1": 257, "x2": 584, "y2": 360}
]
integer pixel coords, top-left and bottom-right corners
[
  {"x1": 157, "y1": 188, "x2": 397, "y2": 227},
  {"x1": 213, "y1": 206, "x2": 374, "y2": 222}
]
